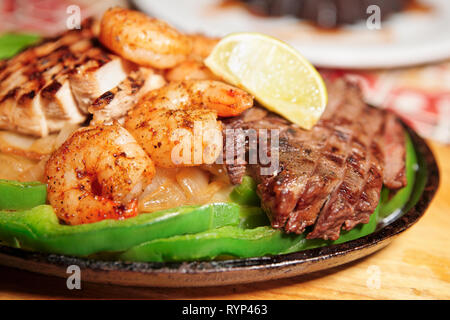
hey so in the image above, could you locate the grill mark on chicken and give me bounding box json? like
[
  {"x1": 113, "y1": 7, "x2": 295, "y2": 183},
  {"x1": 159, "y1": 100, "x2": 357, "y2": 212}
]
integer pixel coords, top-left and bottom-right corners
[
  {"x1": 67, "y1": 46, "x2": 131, "y2": 114},
  {"x1": 0, "y1": 87, "x2": 19, "y2": 103},
  {"x1": 88, "y1": 68, "x2": 166, "y2": 124},
  {"x1": 41, "y1": 80, "x2": 63, "y2": 97},
  {"x1": 0, "y1": 18, "x2": 141, "y2": 137},
  {"x1": 0, "y1": 22, "x2": 94, "y2": 85},
  {"x1": 94, "y1": 90, "x2": 115, "y2": 106},
  {"x1": 0, "y1": 25, "x2": 93, "y2": 136}
]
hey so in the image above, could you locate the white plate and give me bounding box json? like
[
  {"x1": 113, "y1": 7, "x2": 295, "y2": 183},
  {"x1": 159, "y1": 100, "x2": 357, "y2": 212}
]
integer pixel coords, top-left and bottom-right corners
[{"x1": 134, "y1": 0, "x2": 450, "y2": 69}]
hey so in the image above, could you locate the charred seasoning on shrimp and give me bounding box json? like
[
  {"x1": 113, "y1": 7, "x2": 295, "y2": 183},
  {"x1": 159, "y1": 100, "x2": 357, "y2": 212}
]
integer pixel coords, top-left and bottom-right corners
[
  {"x1": 45, "y1": 124, "x2": 155, "y2": 225},
  {"x1": 125, "y1": 80, "x2": 253, "y2": 168},
  {"x1": 126, "y1": 108, "x2": 223, "y2": 168},
  {"x1": 135, "y1": 80, "x2": 253, "y2": 117}
]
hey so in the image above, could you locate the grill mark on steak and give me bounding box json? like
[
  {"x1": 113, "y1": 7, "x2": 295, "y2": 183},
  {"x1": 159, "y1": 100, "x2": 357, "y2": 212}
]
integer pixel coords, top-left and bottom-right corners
[
  {"x1": 223, "y1": 80, "x2": 346, "y2": 228},
  {"x1": 284, "y1": 86, "x2": 367, "y2": 234},
  {"x1": 343, "y1": 111, "x2": 405, "y2": 231},
  {"x1": 254, "y1": 135, "x2": 322, "y2": 226},
  {"x1": 344, "y1": 125, "x2": 385, "y2": 230},
  {"x1": 222, "y1": 107, "x2": 294, "y2": 185},
  {"x1": 222, "y1": 78, "x2": 347, "y2": 188},
  {"x1": 307, "y1": 107, "x2": 384, "y2": 240},
  {"x1": 382, "y1": 112, "x2": 407, "y2": 189},
  {"x1": 223, "y1": 79, "x2": 407, "y2": 239},
  {"x1": 223, "y1": 123, "x2": 248, "y2": 185}
]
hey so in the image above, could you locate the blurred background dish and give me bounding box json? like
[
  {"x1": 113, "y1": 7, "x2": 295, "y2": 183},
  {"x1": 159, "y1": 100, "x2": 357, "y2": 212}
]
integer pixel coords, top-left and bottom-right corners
[
  {"x1": 133, "y1": 0, "x2": 450, "y2": 69},
  {"x1": 236, "y1": 0, "x2": 410, "y2": 28}
]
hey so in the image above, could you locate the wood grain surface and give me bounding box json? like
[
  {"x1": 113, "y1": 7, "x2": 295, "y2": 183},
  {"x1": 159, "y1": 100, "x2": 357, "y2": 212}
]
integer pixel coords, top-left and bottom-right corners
[{"x1": 0, "y1": 141, "x2": 448, "y2": 300}]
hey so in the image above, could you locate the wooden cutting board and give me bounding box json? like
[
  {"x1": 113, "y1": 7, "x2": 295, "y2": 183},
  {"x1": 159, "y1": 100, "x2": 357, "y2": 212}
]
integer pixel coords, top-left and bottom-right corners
[{"x1": 0, "y1": 140, "x2": 448, "y2": 300}]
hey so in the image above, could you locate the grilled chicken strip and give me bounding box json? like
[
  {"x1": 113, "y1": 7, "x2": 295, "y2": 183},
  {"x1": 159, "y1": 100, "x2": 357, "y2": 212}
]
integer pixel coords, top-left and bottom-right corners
[
  {"x1": 89, "y1": 68, "x2": 166, "y2": 124},
  {"x1": 69, "y1": 48, "x2": 131, "y2": 113},
  {"x1": 0, "y1": 19, "x2": 138, "y2": 137},
  {"x1": 40, "y1": 75, "x2": 84, "y2": 132},
  {"x1": 0, "y1": 23, "x2": 92, "y2": 136}
]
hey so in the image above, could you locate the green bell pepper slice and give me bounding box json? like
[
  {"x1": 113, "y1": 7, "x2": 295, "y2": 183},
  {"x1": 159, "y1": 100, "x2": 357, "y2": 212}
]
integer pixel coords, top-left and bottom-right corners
[
  {"x1": 0, "y1": 33, "x2": 40, "y2": 59},
  {"x1": 230, "y1": 176, "x2": 261, "y2": 206},
  {"x1": 119, "y1": 199, "x2": 382, "y2": 262},
  {"x1": 379, "y1": 132, "x2": 417, "y2": 218},
  {"x1": 119, "y1": 226, "x2": 308, "y2": 262},
  {"x1": 0, "y1": 180, "x2": 47, "y2": 210},
  {"x1": 238, "y1": 206, "x2": 270, "y2": 229},
  {"x1": 0, "y1": 202, "x2": 240, "y2": 256}
]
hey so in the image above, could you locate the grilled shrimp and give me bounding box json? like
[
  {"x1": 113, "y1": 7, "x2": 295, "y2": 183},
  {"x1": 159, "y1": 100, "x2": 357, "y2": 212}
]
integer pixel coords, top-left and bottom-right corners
[
  {"x1": 126, "y1": 108, "x2": 223, "y2": 168},
  {"x1": 165, "y1": 60, "x2": 218, "y2": 82},
  {"x1": 134, "y1": 80, "x2": 253, "y2": 117},
  {"x1": 188, "y1": 34, "x2": 220, "y2": 61},
  {"x1": 45, "y1": 124, "x2": 155, "y2": 225},
  {"x1": 99, "y1": 7, "x2": 192, "y2": 69},
  {"x1": 125, "y1": 80, "x2": 253, "y2": 168}
]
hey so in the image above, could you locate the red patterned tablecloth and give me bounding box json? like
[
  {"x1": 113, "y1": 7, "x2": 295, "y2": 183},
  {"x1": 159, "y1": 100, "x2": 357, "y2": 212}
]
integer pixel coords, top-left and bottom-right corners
[{"x1": 0, "y1": 0, "x2": 126, "y2": 35}]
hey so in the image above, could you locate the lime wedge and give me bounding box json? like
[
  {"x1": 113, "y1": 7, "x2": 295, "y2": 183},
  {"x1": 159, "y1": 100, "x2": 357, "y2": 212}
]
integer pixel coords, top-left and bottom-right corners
[{"x1": 205, "y1": 33, "x2": 327, "y2": 129}]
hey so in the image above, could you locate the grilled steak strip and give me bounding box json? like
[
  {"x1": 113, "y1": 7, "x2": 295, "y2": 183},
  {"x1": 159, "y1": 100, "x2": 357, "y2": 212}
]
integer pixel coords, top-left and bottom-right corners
[
  {"x1": 223, "y1": 79, "x2": 346, "y2": 227},
  {"x1": 223, "y1": 79, "x2": 407, "y2": 239},
  {"x1": 340, "y1": 112, "x2": 405, "y2": 232},
  {"x1": 283, "y1": 83, "x2": 367, "y2": 234},
  {"x1": 223, "y1": 78, "x2": 347, "y2": 186},
  {"x1": 307, "y1": 107, "x2": 384, "y2": 240},
  {"x1": 343, "y1": 117, "x2": 385, "y2": 230},
  {"x1": 382, "y1": 112, "x2": 407, "y2": 189},
  {"x1": 223, "y1": 107, "x2": 287, "y2": 185},
  {"x1": 254, "y1": 134, "x2": 320, "y2": 227}
]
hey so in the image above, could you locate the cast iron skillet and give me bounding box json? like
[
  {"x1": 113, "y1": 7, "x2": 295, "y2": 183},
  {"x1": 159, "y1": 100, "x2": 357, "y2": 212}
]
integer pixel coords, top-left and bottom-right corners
[{"x1": 0, "y1": 123, "x2": 440, "y2": 287}]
